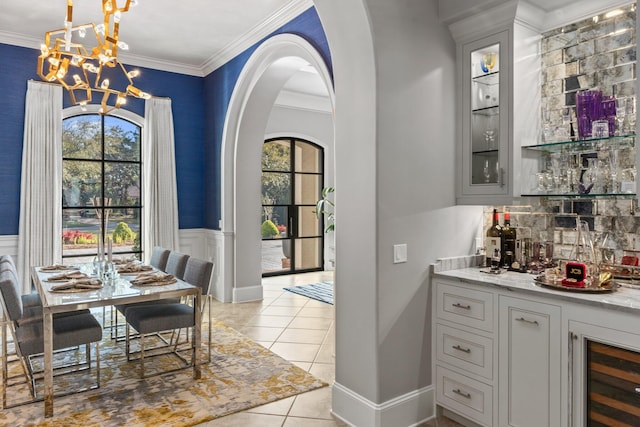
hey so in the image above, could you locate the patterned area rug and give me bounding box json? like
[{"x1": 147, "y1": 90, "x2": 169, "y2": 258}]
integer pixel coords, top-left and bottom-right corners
[
  {"x1": 283, "y1": 281, "x2": 334, "y2": 305},
  {"x1": 0, "y1": 317, "x2": 327, "y2": 426}
]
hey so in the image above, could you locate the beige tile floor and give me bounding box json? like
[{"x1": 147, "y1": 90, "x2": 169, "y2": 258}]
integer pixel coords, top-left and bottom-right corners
[{"x1": 202, "y1": 271, "x2": 460, "y2": 427}]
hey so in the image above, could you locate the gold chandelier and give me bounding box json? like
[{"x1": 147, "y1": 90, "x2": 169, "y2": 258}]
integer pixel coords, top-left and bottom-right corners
[{"x1": 37, "y1": 0, "x2": 150, "y2": 114}]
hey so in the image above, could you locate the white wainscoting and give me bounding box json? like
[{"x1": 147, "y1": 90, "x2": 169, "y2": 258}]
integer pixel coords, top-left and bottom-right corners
[{"x1": 0, "y1": 235, "x2": 19, "y2": 260}]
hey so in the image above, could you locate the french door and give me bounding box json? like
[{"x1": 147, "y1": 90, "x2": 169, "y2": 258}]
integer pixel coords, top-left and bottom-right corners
[{"x1": 261, "y1": 138, "x2": 324, "y2": 276}]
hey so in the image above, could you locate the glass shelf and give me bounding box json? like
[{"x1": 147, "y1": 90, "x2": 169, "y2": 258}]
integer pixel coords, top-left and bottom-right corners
[
  {"x1": 472, "y1": 149, "x2": 499, "y2": 155},
  {"x1": 472, "y1": 71, "x2": 499, "y2": 85},
  {"x1": 472, "y1": 105, "x2": 499, "y2": 115},
  {"x1": 522, "y1": 134, "x2": 636, "y2": 153},
  {"x1": 521, "y1": 192, "x2": 636, "y2": 199}
]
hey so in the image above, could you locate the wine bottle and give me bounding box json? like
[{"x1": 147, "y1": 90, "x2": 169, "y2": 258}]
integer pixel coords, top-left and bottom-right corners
[
  {"x1": 486, "y1": 209, "x2": 502, "y2": 269},
  {"x1": 502, "y1": 212, "x2": 516, "y2": 269}
]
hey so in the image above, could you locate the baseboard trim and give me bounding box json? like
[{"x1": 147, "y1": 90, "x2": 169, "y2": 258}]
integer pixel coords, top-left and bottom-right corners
[
  {"x1": 232, "y1": 284, "x2": 263, "y2": 303},
  {"x1": 332, "y1": 382, "x2": 435, "y2": 427}
]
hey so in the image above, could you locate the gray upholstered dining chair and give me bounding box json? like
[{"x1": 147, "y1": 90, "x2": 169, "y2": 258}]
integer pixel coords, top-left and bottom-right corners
[
  {"x1": 124, "y1": 256, "x2": 213, "y2": 378},
  {"x1": 164, "y1": 251, "x2": 190, "y2": 279},
  {"x1": 111, "y1": 248, "x2": 181, "y2": 341},
  {"x1": 149, "y1": 246, "x2": 170, "y2": 271},
  {"x1": 0, "y1": 255, "x2": 41, "y2": 308},
  {"x1": 0, "y1": 269, "x2": 102, "y2": 408}
]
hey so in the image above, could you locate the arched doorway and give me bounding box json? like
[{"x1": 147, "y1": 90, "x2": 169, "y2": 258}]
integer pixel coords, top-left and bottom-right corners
[{"x1": 220, "y1": 34, "x2": 335, "y2": 303}]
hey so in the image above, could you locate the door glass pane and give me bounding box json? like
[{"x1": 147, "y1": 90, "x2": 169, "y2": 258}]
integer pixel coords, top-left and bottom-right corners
[
  {"x1": 294, "y1": 140, "x2": 321, "y2": 173},
  {"x1": 297, "y1": 206, "x2": 321, "y2": 238},
  {"x1": 262, "y1": 239, "x2": 291, "y2": 274},
  {"x1": 62, "y1": 115, "x2": 101, "y2": 159},
  {"x1": 104, "y1": 116, "x2": 141, "y2": 161},
  {"x1": 471, "y1": 43, "x2": 500, "y2": 185},
  {"x1": 262, "y1": 172, "x2": 291, "y2": 205},
  {"x1": 295, "y1": 238, "x2": 322, "y2": 270},
  {"x1": 263, "y1": 140, "x2": 291, "y2": 171},
  {"x1": 62, "y1": 161, "x2": 101, "y2": 207},
  {"x1": 295, "y1": 174, "x2": 321, "y2": 205}
]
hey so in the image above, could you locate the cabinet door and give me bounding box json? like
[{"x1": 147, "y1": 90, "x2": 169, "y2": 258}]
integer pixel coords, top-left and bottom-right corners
[
  {"x1": 460, "y1": 30, "x2": 510, "y2": 199},
  {"x1": 499, "y1": 296, "x2": 561, "y2": 427}
]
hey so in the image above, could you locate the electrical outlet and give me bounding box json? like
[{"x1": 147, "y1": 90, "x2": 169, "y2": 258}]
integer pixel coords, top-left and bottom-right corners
[{"x1": 393, "y1": 244, "x2": 407, "y2": 264}]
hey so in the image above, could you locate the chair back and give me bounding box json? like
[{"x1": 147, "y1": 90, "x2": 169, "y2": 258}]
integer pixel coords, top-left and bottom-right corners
[
  {"x1": 165, "y1": 251, "x2": 190, "y2": 280},
  {"x1": 149, "y1": 246, "x2": 170, "y2": 271},
  {"x1": 0, "y1": 255, "x2": 16, "y2": 269},
  {"x1": 183, "y1": 257, "x2": 214, "y2": 295},
  {"x1": 0, "y1": 269, "x2": 23, "y2": 322}
]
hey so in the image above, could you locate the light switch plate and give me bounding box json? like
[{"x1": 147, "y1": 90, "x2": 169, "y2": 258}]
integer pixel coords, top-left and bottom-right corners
[{"x1": 393, "y1": 244, "x2": 407, "y2": 264}]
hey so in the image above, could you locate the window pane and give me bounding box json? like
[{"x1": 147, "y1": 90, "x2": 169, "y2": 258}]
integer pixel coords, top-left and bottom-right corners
[
  {"x1": 104, "y1": 116, "x2": 141, "y2": 161},
  {"x1": 105, "y1": 163, "x2": 141, "y2": 206},
  {"x1": 295, "y1": 174, "x2": 321, "y2": 205},
  {"x1": 105, "y1": 208, "x2": 140, "y2": 255},
  {"x1": 294, "y1": 140, "x2": 321, "y2": 173},
  {"x1": 262, "y1": 172, "x2": 291, "y2": 205},
  {"x1": 63, "y1": 161, "x2": 101, "y2": 207},
  {"x1": 262, "y1": 140, "x2": 290, "y2": 171},
  {"x1": 62, "y1": 115, "x2": 102, "y2": 159},
  {"x1": 62, "y1": 208, "x2": 99, "y2": 259}
]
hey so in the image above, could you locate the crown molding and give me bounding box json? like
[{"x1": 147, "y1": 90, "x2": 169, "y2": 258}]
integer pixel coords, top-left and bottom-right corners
[
  {"x1": 117, "y1": 52, "x2": 205, "y2": 76},
  {"x1": 200, "y1": 0, "x2": 315, "y2": 76},
  {"x1": 0, "y1": 0, "x2": 315, "y2": 78},
  {"x1": 0, "y1": 30, "x2": 40, "y2": 50}
]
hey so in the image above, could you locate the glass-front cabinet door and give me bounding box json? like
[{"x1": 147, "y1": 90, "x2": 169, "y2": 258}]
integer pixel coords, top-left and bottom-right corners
[{"x1": 460, "y1": 31, "x2": 510, "y2": 200}]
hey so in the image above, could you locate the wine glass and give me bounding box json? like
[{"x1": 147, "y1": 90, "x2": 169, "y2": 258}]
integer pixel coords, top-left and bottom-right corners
[
  {"x1": 483, "y1": 159, "x2": 492, "y2": 183},
  {"x1": 615, "y1": 98, "x2": 627, "y2": 136},
  {"x1": 484, "y1": 129, "x2": 496, "y2": 150}
]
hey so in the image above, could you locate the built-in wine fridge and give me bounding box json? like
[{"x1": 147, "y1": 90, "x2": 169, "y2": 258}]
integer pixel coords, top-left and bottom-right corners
[
  {"x1": 570, "y1": 321, "x2": 640, "y2": 427},
  {"x1": 585, "y1": 339, "x2": 640, "y2": 426}
]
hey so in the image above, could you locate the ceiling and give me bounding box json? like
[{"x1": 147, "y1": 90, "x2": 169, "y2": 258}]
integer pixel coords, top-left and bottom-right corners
[{"x1": 0, "y1": 0, "x2": 313, "y2": 76}]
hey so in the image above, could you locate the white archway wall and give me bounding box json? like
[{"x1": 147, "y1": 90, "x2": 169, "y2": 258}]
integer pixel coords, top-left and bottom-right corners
[
  {"x1": 219, "y1": 34, "x2": 335, "y2": 303},
  {"x1": 313, "y1": 1, "x2": 484, "y2": 426}
]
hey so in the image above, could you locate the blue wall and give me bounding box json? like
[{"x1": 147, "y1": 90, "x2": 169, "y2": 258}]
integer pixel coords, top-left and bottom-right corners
[
  {"x1": 0, "y1": 6, "x2": 330, "y2": 235},
  {"x1": 203, "y1": 7, "x2": 331, "y2": 230}
]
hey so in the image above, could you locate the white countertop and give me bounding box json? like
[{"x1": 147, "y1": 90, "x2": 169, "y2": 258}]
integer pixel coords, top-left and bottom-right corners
[{"x1": 433, "y1": 267, "x2": 640, "y2": 314}]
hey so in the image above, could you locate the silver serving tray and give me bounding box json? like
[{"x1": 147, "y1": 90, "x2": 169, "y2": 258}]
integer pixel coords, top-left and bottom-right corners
[{"x1": 533, "y1": 276, "x2": 618, "y2": 293}]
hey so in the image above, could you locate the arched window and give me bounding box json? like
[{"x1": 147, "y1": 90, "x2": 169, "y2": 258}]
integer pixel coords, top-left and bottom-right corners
[{"x1": 62, "y1": 114, "x2": 142, "y2": 261}]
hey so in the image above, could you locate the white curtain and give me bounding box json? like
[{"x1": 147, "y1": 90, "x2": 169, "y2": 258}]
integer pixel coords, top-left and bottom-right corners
[
  {"x1": 143, "y1": 97, "x2": 180, "y2": 260},
  {"x1": 17, "y1": 81, "x2": 63, "y2": 294}
]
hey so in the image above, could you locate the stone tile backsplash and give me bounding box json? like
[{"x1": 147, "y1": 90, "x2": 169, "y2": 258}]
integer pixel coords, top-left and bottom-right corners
[
  {"x1": 485, "y1": 4, "x2": 639, "y2": 266},
  {"x1": 541, "y1": 3, "x2": 636, "y2": 129}
]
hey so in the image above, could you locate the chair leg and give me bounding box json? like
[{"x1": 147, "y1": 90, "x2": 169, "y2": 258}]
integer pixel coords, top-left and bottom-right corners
[
  {"x1": 207, "y1": 294, "x2": 212, "y2": 363},
  {"x1": 95, "y1": 341, "x2": 100, "y2": 388},
  {"x1": 125, "y1": 323, "x2": 131, "y2": 361},
  {"x1": 140, "y1": 333, "x2": 145, "y2": 379}
]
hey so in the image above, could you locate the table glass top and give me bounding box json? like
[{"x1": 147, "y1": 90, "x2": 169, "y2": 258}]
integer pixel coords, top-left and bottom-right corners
[{"x1": 32, "y1": 263, "x2": 197, "y2": 308}]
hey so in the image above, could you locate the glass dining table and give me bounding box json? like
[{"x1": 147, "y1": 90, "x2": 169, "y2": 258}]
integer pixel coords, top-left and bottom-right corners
[{"x1": 30, "y1": 264, "x2": 202, "y2": 418}]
